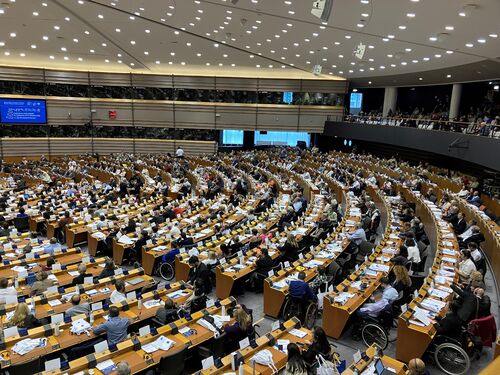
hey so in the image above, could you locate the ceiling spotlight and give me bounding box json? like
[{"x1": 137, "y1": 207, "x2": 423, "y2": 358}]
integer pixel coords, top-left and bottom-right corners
[{"x1": 459, "y1": 4, "x2": 477, "y2": 17}]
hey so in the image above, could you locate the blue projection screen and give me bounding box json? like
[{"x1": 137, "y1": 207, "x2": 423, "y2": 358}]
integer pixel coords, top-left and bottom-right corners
[
  {"x1": 0, "y1": 99, "x2": 47, "y2": 124},
  {"x1": 221, "y1": 130, "x2": 244, "y2": 146}
]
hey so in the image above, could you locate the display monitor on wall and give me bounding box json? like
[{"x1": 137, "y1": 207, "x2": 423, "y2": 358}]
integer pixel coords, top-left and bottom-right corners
[
  {"x1": 0, "y1": 99, "x2": 47, "y2": 124},
  {"x1": 283, "y1": 91, "x2": 294, "y2": 104},
  {"x1": 349, "y1": 92, "x2": 363, "y2": 115},
  {"x1": 254, "y1": 131, "x2": 310, "y2": 147},
  {"x1": 221, "y1": 129, "x2": 244, "y2": 146}
]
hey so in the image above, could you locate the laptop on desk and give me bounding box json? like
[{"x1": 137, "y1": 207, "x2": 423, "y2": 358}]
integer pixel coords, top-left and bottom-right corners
[{"x1": 375, "y1": 358, "x2": 395, "y2": 375}]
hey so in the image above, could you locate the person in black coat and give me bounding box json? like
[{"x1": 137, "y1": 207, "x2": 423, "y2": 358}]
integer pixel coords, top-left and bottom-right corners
[
  {"x1": 451, "y1": 283, "x2": 478, "y2": 323},
  {"x1": 154, "y1": 298, "x2": 179, "y2": 326},
  {"x1": 187, "y1": 256, "x2": 211, "y2": 293},
  {"x1": 433, "y1": 300, "x2": 463, "y2": 341},
  {"x1": 453, "y1": 213, "x2": 467, "y2": 235},
  {"x1": 176, "y1": 232, "x2": 194, "y2": 247},
  {"x1": 302, "y1": 327, "x2": 331, "y2": 366}
]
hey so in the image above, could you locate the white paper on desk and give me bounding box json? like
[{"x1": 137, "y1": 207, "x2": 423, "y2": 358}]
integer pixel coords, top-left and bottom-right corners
[
  {"x1": 45, "y1": 358, "x2": 61, "y2": 371},
  {"x1": 413, "y1": 308, "x2": 431, "y2": 326},
  {"x1": 84, "y1": 276, "x2": 94, "y2": 285},
  {"x1": 118, "y1": 236, "x2": 134, "y2": 245},
  {"x1": 52, "y1": 263, "x2": 62, "y2": 272},
  {"x1": 47, "y1": 299, "x2": 62, "y2": 307},
  {"x1": 289, "y1": 328, "x2": 307, "y2": 338},
  {"x1": 96, "y1": 360, "x2": 116, "y2": 372},
  {"x1": 51, "y1": 313, "x2": 64, "y2": 325},
  {"x1": 139, "y1": 325, "x2": 151, "y2": 337},
  {"x1": 126, "y1": 291, "x2": 136, "y2": 301},
  {"x1": 271, "y1": 320, "x2": 281, "y2": 332},
  {"x1": 409, "y1": 319, "x2": 426, "y2": 327},
  {"x1": 4, "y1": 326, "x2": 18, "y2": 338},
  {"x1": 202, "y1": 356, "x2": 215, "y2": 370},
  {"x1": 143, "y1": 299, "x2": 163, "y2": 309},
  {"x1": 68, "y1": 271, "x2": 80, "y2": 277},
  {"x1": 47, "y1": 286, "x2": 58, "y2": 295}
]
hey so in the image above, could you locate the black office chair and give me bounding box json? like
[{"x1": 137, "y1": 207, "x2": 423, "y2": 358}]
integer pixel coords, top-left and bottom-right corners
[
  {"x1": 7, "y1": 356, "x2": 42, "y2": 375},
  {"x1": 157, "y1": 344, "x2": 189, "y2": 375},
  {"x1": 13, "y1": 217, "x2": 30, "y2": 232},
  {"x1": 197, "y1": 332, "x2": 227, "y2": 360}
]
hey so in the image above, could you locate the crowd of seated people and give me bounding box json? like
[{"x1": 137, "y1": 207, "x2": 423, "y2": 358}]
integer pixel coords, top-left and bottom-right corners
[{"x1": 0, "y1": 146, "x2": 496, "y2": 375}]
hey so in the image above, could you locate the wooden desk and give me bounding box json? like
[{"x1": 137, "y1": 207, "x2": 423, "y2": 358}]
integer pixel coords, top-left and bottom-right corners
[{"x1": 342, "y1": 345, "x2": 407, "y2": 375}]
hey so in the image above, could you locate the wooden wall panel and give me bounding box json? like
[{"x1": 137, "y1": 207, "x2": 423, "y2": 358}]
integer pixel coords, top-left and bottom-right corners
[{"x1": 0, "y1": 138, "x2": 217, "y2": 158}]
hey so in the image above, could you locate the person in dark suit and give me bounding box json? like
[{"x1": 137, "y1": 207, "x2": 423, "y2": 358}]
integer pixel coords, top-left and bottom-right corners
[
  {"x1": 453, "y1": 212, "x2": 467, "y2": 235},
  {"x1": 98, "y1": 258, "x2": 116, "y2": 279},
  {"x1": 474, "y1": 288, "x2": 491, "y2": 318},
  {"x1": 73, "y1": 264, "x2": 92, "y2": 285},
  {"x1": 176, "y1": 232, "x2": 194, "y2": 247},
  {"x1": 154, "y1": 298, "x2": 179, "y2": 325},
  {"x1": 462, "y1": 227, "x2": 485, "y2": 247},
  {"x1": 451, "y1": 283, "x2": 478, "y2": 323},
  {"x1": 187, "y1": 256, "x2": 211, "y2": 293},
  {"x1": 433, "y1": 300, "x2": 463, "y2": 341}
]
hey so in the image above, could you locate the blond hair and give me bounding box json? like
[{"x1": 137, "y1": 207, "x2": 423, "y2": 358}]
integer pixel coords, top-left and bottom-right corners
[
  {"x1": 393, "y1": 265, "x2": 411, "y2": 287},
  {"x1": 10, "y1": 302, "x2": 30, "y2": 327},
  {"x1": 234, "y1": 307, "x2": 251, "y2": 330}
]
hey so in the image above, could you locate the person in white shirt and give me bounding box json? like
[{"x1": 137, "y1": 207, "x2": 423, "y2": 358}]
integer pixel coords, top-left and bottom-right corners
[
  {"x1": 110, "y1": 280, "x2": 127, "y2": 304},
  {"x1": 176, "y1": 147, "x2": 184, "y2": 158},
  {"x1": 405, "y1": 239, "x2": 421, "y2": 265},
  {"x1": 458, "y1": 250, "x2": 477, "y2": 283},
  {"x1": 0, "y1": 277, "x2": 17, "y2": 304},
  {"x1": 169, "y1": 223, "x2": 181, "y2": 237}
]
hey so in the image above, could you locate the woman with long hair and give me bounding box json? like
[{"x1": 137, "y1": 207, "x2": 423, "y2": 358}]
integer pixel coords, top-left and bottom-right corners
[
  {"x1": 224, "y1": 305, "x2": 253, "y2": 352},
  {"x1": 392, "y1": 264, "x2": 411, "y2": 293},
  {"x1": 302, "y1": 326, "x2": 331, "y2": 365},
  {"x1": 280, "y1": 234, "x2": 300, "y2": 262},
  {"x1": 9, "y1": 302, "x2": 41, "y2": 329},
  {"x1": 284, "y1": 343, "x2": 308, "y2": 375}
]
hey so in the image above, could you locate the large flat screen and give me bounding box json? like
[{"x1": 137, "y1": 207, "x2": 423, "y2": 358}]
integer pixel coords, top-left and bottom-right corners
[
  {"x1": 221, "y1": 129, "x2": 244, "y2": 146},
  {"x1": 0, "y1": 99, "x2": 47, "y2": 124},
  {"x1": 254, "y1": 131, "x2": 310, "y2": 147}
]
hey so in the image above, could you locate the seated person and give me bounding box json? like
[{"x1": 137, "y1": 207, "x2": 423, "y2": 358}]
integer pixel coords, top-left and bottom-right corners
[
  {"x1": 357, "y1": 289, "x2": 388, "y2": 320},
  {"x1": 289, "y1": 271, "x2": 317, "y2": 304},
  {"x1": 110, "y1": 279, "x2": 127, "y2": 304},
  {"x1": 93, "y1": 306, "x2": 130, "y2": 347},
  {"x1": 0, "y1": 277, "x2": 17, "y2": 304},
  {"x1": 310, "y1": 265, "x2": 329, "y2": 294},
  {"x1": 474, "y1": 288, "x2": 491, "y2": 318},
  {"x1": 30, "y1": 271, "x2": 55, "y2": 296},
  {"x1": 302, "y1": 327, "x2": 331, "y2": 366},
  {"x1": 16, "y1": 207, "x2": 28, "y2": 218},
  {"x1": 380, "y1": 277, "x2": 399, "y2": 303},
  {"x1": 249, "y1": 248, "x2": 274, "y2": 289},
  {"x1": 154, "y1": 298, "x2": 179, "y2": 325},
  {"x1": 279, "y1": 234, "x2": 300, "y2": 262},
  {"x1": 72, "y1": 264, "x2": 92, "y2": 285},
  {"x1": 43, "y1": 237, "x2": 60, "y2": 255},
  {"x1": 432, "y1": 300, "x2": 463, "y2": 341},
  {"x1": 7, "y1": 302, "x2": 41, "y2": 329},
  {"x1": 457, "y1": 250, "x2": 477, "y2": 283},
  {"x1": 66, "y1": 294, "x2": 91, "y2": 317},
  {"x1": 41, "y1": 256, "x2": 56, "y2": 271},
  {"x1": 223, "y1": 305, "x2": 253, "y2": 352},
  {"x1": 284, "y1": 343, "x2": 308, "y2": 375},
  {"x1": 98, "y1": 257, "x2": 116, "y2": 279},
  {"x1": 0, "y1": 222, "x2": 10, "y2": 237},
  {"x1": 202, "y1": 250, "x2": 219, "y2": 268},
  {"x1": 183, "y1": 279, "x2": 207, "y2": 314},
  {"x1": 176, "y1": 231, "x2": 194, "y2": 247},
  {"x1": 345, "y1": 223, "x2": 366, "y2": 253}
]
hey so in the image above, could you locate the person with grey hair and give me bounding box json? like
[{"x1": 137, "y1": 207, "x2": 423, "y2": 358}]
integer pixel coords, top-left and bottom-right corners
[
  {"x1": 72, "y1": 263, "x2": 92, "y2": 285},
  {"x1": 116, "y1": 361, "x2": 131, "y2": 375}
]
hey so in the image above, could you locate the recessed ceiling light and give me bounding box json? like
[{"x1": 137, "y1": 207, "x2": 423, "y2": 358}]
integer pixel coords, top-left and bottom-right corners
[
  {"x1": 423, "y1": 57, "x2": 430, "y2": 61},
  {"x1": 446, "y1": 50, "x2": 453, "y2": 54},
  {"x1": 145, "y1": 29, "x2": 151, "y2": 33},
  {"x1": 98, "y1": 14, "x2": 103, "y2": 19},
  {"x1": 401, "y1": 62, "x2": 407, "y2": 65},
  {"x1": 31, "y1": 44, "x2": 36, "y2": 48},
  {"x1": 101, "y1": 43, "x2": 107, "y2": 47},
  {"x1": 3, "y1": 51, "x2": 10, "y2": 56},
  {"x1": 387, "y1": 54, "x2": 393, "y2": 58},
  {"x1": 406, "y1": 13, "x2": 415, "y2": 18},
  {"x1": 382, "y1": 38, "x2": 389, "y2": 42},
  {"x1": 64, "y1": 17, "x2": 70, "y2": 21},
  {"x1": 412, "y1": 60, "x2": 418, "y2": 63},
  {"x1": 361, "y1": 13, "x2": 369, "y2": 17},
  {"x1": 144, "y1": 51, "x2": 149, "y2": 55},
  {"x1": 446, "y1": 74, "x2": 451, "y2": 78},
  {"x1": 465, "y1": 43, "x2": 474, "y2": 47},
  {"x1": 477, "y1": 38, "x2": 486, "y2": 43},
  {"x1": 116, "y1": 28, "x2": 121, "y2": 32},
  {"x1": 445, "y1": 26, "x2": 454, "y2": 31},
  {"x1": 130, "y1": 40, "x2": 136, "y2": 45},
  {"x1": 89, "y1": 49, "x2": 94, "y2": 53},
  {"x1": 78, "y1": 57, "x2": 83, "y2": 61},
  {"x1": 42, "y1": 35, "x2": 48, "y2": 40},
  {"x1": 368, "y1": 45, "x2": 374, "y2": 49},
  {"x1": 60, "y1": 47, "x2": 66, "y2": 51},
  {"x1": 33, "y1": 11, "x2": 39, "y2": 16},
  {"x1": 387, "y1": 35, "x2": 395, "y2": 39},
  {"x1": 357, "y1": 23, "x2": 364, "y2": 28},
  {"x1": 49, "y1": 55, "x2": 54, "y2": 59},
  {"x1": 429, "y1": 36, "x2": 437, "y2": 41},
  {"x1": 435, "y1": 54, "x2": 441, "y2": 58},
  {"x1": 405, "y1": 48, "x2": 412, "y2": 52},
  {"x1": 84, "y1": 30, "x2": 90, "y2": 35},
  {"x1": 345, "y1": 35, "x2": 351, "y2": 39},
  {"x1": 73, "y1": 38, "x2": 78, "y2": 43},
  {"x1": 398, "y1": 25, "x2": 406, "y2": 30},
  {"x1": 419, "y1": 77, "x2": 423, "y2": 81},
  {"x1": 54, "y1": 25, "x2": 60, "y2": 30},
  {"x1": 9, "y1": 32, "x2": 16, "y2": 38},
  {"x1": 489, "y1": 33, "x2": 498, "y2": 38}
]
